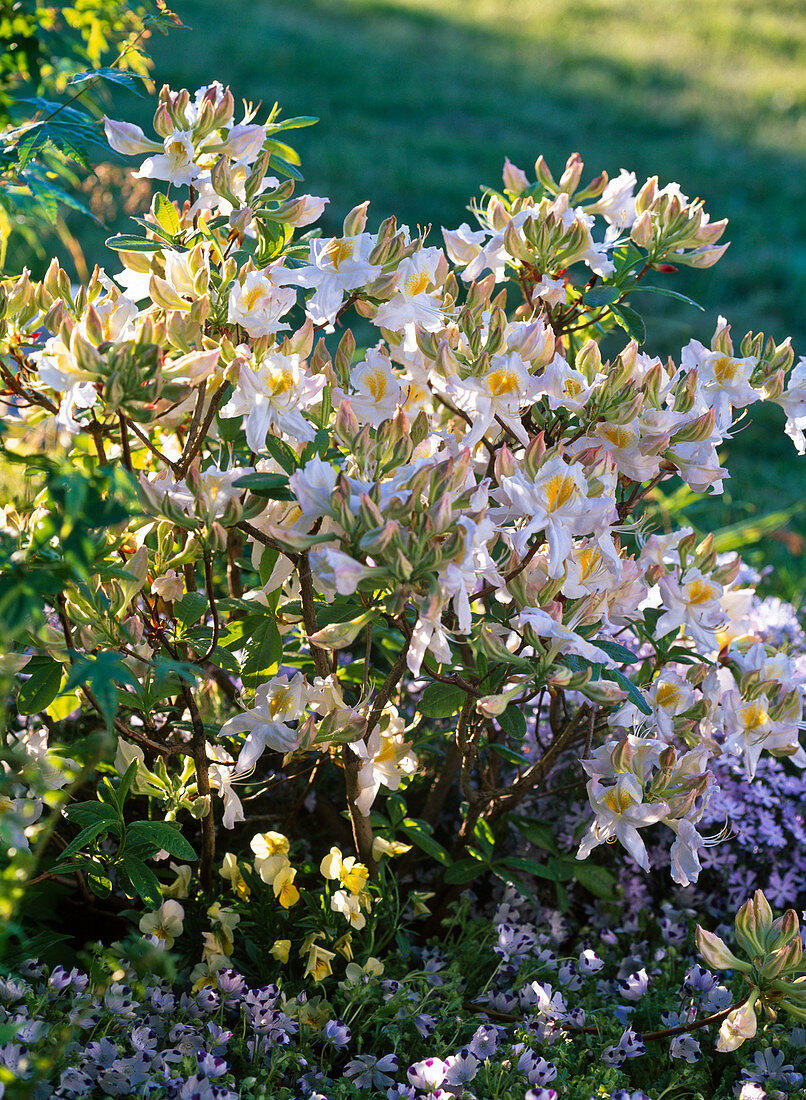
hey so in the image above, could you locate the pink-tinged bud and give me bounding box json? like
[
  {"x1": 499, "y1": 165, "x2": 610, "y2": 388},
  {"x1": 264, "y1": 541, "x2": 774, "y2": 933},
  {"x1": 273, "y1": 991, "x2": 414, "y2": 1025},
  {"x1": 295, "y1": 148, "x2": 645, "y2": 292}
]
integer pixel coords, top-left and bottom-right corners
[
  {"x1": 696, "y1": 217, "x2": 728, "y2": 246},
  {"x1": 502, "y1": 157, "x2": 530, "y2": 193},
  {"x1": 534, "y1": 154, "x2": 558, "y2": 192},
  {"x1": 635, "y1": 175, "x2": 658, "y2": 215},
  {"x1": 716, "y1": 996, "x2": 758, "y2": 1053},
  {"x1": 675, "y1": 242, "x2": 730, "y2": 269},
  {"x1": 735, "y1": 890, "x2": 773, "y2": 958},
  {"x1": 761, "y1": 937, "x2": 802, "y2": 981},
  {"x1": 285, "y1": 194, "x2": 329, "y2": 227},
  {"x1": 522, "y1": 432, "x2": 547, "y2": 480},
  {"x1": 765, "y1": 909, "x2": 800, "y2": 953},
  {"x1": 334, "y1": 399, "x2": 360, "y2": 446},
  {"x1": 104, "y1": 117, "x2": 162, "y2": 156},
  {"x1": 630, "y1": 210, "x2": 654, "y2": 249},
  {"x1": 152, "y1": 102, "x2": 173, "y2": 138},
  {"x1": 609, "y1": 738, "x2": 634, "y2": 774},
  {"x1": 343, "y1": 201, "x2": 370, "y2": 237},
  {"x1": 559, "y1": 152, "x2": 584, "y2": 195},
  {"x1": 493, "y1": 443, "x2": 517, "y2": 482},
  {"x1": 695, "y1": 927, "x2": 752, "y2": 973}
]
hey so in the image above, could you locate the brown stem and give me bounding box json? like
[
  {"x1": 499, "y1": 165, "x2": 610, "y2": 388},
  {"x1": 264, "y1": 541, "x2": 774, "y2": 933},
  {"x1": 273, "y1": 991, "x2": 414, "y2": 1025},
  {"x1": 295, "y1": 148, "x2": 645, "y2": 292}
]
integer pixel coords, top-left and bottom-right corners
[
  {"x1": 420, "y1": 743, "x2": 461, "y2": 825},
  {"x1": 126, "y1": 419, "x2": 178, "y2": 471},
  {"x1": 200, "y1": 553, "x2": 220, "y2": 662},
  {"x1": 343, "y1": 745, "x2": 377, "y2": 876},
  {"x1": 298, "y1": 550, "x2": 330, "y2": 679},
  {"x1": 118, "y1": 414, "x2": 133, "y2": 471},
  {"x1": 175, "y1": 383, "x2": 228, "y2": 479},
  {"x1": 182, "y1": 685, "x2": 215, "y2": 891},
  {"x1": 226, "y1": 529, "x2": 243, "y2": 599}
]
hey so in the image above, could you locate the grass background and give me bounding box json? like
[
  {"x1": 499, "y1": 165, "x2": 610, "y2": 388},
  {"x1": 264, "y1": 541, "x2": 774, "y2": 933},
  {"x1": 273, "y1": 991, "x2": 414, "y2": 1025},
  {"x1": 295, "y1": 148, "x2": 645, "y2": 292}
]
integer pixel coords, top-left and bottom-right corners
[{"x1": 77, "y1": 0, "x2": 806, "y2": 596}]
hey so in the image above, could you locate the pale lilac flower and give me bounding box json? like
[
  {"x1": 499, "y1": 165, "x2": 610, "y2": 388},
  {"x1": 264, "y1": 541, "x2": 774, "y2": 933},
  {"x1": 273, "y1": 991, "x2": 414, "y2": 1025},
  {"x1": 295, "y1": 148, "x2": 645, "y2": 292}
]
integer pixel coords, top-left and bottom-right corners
[{"x1": 345, "y1": 1053, "x2": 399, "y2": 1090}]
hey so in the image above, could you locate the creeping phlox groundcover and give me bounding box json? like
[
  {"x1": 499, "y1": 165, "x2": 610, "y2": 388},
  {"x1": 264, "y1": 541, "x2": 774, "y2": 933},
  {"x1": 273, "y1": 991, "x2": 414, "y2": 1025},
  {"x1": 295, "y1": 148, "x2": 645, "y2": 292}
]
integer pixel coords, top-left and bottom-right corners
[{"x1": 1, "y1": 80, "x2": 806, "y2": 1098}]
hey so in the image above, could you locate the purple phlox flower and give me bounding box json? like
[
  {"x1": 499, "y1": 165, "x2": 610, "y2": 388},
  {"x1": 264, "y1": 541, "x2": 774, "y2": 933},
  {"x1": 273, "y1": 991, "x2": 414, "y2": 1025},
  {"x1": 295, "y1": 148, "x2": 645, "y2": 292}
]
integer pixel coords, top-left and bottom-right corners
[
  {"x1": 557, "y1": 961, "x2": 582, "y2": 991},
  {"x1": 702, "y1": 983, "x2": 733, "y2": 1014},
  {"x1": 765, "y1": 866, "x2": 803, "y2": 908},
  {"x1": 684, "y1": 965, "x2": 716, "y2": 993},
  {"x1": 466, "y1": 1024, "x2": 502, "y2": 1059},
  {"x1": 323, "y1": 1019, "x2": 351, "y2": 1048},
  {"x1": 197, "y1": 1051, "x2": 228, "y2": 1077},
  {"x1": 670, "y1": 1033, "x2": 701, "y2": 1062},
  {"x1": 13, "y1": 1018, "x2": 47, "y2": 1044},
  {"x1": 743, "y1": 1046, "x2": 804, "y2": 1088},
  {"x1": 517, "y1": 1051, "x2": 557, "y2": 1087},
  {"x1": 103, "y1": 983, "x2": 137, "y2": 1016},
  {"x1": 386, "y1": 1086, "x2": 416, "y2": 1100},
  {"x1": 483, "y1": 991, "x2": 519, "y2": 1014},
  {"x1": 442, "y1": 1050, "x2": 479, "y2": 1087},
  {"x1": 130, "y1": 1025, "x2": 159, "y2": 1052},
  {"x1": 407, "y1": 1057, "x2": 448, "y2": 1091},
  {"x1": 56, "y1": 1066, "x2": 93, "y2": 1097},
  {"x1": 84, "y1": 1037, "x2": 119, "y2": 1073},
  {"x1": 206, "y1": 1022, "x2": 233, "y2": 1051},
  {"x1": 382, "y1": 979, "x2": 402, "y2": 1000},
  {"x1": 567, "y1": 1007, "x2": 586, "y2": 1027},
  {"x1": 659, "y1": 916, "x2": 686, "y2": 943},
  {"x1": 96, "y1": 1067, "x2": 133, "y2": 1097},
  {"x1": 579, "y1": 948, "x2": 604, "y2": 975},
  {"x1": 613, "y1": 1004, "x2": 635, "y2": 1025},
  {"x1": 525, "y1": 1090, "x2": 558, "y2": 1100},
  {"x1": 345, "y1": 1053, "x2": 399, "y2": 1090},
  {"x1": 150, "y1": 988, "x2": 176, "y2": 1014},
  {"x1": 216, "y1": 969, "x2": 247, "y2": 1000},
  {"x1": 48, "y1": 966, "x2": 74, "y2": 992},
  {"x1": 609, "y1": 1092, "x2": 653, "y2": 1100},
  {"x1": 196, "y1": 987, "x2": 221, "y2": 1014},
  {"x1": 599, "y1": 928, "x2": 618, "y2": 946},
  {"x1": 495, "y1": 922, "x2": 537, "y2": 959},
  {"x1": 413, "y1": 1013, "x2": 436, "y2": 1038},
  {"x1": 519, "y1": 981, "x2": 567, "y2": 1019},
  {"x1": 601, "y1": 1044, "x2": 625, "y2": 1069},
  {"x1": 169, "y1": 1023, "x2": 206, "y2": 1057},
  {"x1": 618, "y1": 969, "x2": 650, "y2": 1001},
  {"x1": 179, "y1": 1074, "x2": 221, "y2": 1100},
  {"x1": 619, "y1": 1026, "x2": 646, "y2": 1058}
]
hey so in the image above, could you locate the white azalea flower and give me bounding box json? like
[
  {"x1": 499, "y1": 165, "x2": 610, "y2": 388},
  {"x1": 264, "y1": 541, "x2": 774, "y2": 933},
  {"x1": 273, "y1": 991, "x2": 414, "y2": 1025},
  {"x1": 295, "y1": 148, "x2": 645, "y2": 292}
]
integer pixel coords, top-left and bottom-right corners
[
  {"x1": 222, "y1": 673, "x2": 309, "y2": 774},
  {"x1": 220, "y1": 347, "x2": 325, "y2": 448}
]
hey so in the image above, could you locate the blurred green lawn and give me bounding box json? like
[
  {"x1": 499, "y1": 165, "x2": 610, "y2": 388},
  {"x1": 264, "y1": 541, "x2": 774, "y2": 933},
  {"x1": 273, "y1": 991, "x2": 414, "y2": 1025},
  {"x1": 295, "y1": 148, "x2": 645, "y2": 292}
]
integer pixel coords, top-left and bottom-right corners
[{"x1": 87, "y1": 0, "x2": 806, "y2": 597}]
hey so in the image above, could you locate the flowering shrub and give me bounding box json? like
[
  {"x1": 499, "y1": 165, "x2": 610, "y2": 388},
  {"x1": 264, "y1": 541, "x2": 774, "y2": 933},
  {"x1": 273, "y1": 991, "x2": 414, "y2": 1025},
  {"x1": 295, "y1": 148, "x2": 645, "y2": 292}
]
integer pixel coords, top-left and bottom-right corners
[{"x1": 1, "y1": 76, "x2": 806, "y2": 1095}]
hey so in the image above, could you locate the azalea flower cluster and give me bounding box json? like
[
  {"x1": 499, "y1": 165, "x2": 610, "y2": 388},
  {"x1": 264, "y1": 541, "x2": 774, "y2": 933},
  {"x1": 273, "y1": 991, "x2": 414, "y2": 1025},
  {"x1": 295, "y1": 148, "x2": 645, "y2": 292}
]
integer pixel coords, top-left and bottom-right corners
[{"x1": 1, "y1": 79, "x2": 804, "y2": 924}]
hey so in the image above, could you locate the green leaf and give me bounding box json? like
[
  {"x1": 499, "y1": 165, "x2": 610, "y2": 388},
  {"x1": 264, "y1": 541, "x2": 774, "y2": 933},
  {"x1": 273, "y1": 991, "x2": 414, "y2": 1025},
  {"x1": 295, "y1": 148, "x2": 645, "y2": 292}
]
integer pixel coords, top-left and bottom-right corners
[
  {"x1": 175, "y1": 591, "x2": 208, "y2": 626},
  {"x1": 497, "y1": 855, "x2": 558, "y2": 881},
  {"x1": 594, "y1": 638, "x2": 638, "y2": 665},
  {"x1": 419, "y1": 683, "x2": 465, "y2": 718},
  {"x1": 584, "y1": 285, "x2": 621, "y2": 308},
  {"x1": 488, "y1": 743, "x2": 530, "y2": 766},
  {"x1": 264, "y1": 435, "x2": 299, "y2": 474},
  {"x1": 602, "y1": 667, "x2": 651, "y2": 715},
  {"x1": 241, "y1": 614, "x2": 283, "y2": 688},
  {"x1": 498, "y1": 705, "x2": 527, "y2": 739},
  {"x1": 399, "y1": 819, "x2": 451, "y2": 866},
  {"x1": 58, "y1": 819, "x2": 114, "y2": 861},
  {"x1": 610, "y1": 303, "x2": 646, "y2": 344},
  {"x1": 444, "y1": 858, "x2": 486, "y2": 884},
  {"x1": 232, "y1": 472, "x2": 292, "y2": 500},
  {"x1": 117, "y1": 761, "x2": 139, "y2": 806},
  {"x1": 17, "y1": 655, "x2": 63, "y2": 714},
  {"x1": 267, "y1": 116, "x2": 319, "y2": 132},
  {"x1": 473, "y1": 818, "x2": 495, "y2": 858},
  {"x1": 105, "y1": 235, "x2": 166, "y2": 252},
  {"x1": 632, "y1": 284, "x2": 704, "y2": 311},
  {"x1": 127, "y1": 821, "x2": 197, "y2": 861},
  {"x1": 65, "y1": 801, "x2": 119, "y2": 826},
  {"x1": 573, "y1": 860, "x2": 619, "y2": 899},
  {"x1": 68, "y1": 68, "x2": 148, "y2": 94},
  {"x1": 153, "y1": 193, "x2": 180, "y2": 237},
  {"x1": 509, "y1": 816, "x2": 559, "y2": 856},
  {"x1": 122, "y1": 855, "x2": 162, "y2": 907}
]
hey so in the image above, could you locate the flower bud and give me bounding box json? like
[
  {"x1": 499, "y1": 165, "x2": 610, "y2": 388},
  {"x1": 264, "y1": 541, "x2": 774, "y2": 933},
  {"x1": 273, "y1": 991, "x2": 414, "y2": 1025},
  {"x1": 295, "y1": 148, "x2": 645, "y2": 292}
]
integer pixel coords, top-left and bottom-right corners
[
  {"x1": 695, "y1": 926, "x2": 752, "y2": 972},
  {"x1": 503, "y1": 157, "x2": 530, "y2": 193},
  {"x1": 343, "y1": 201, "x2": 370, "y2": 237},
  {"x1": 735, "y1": 890, "x2": 773, "y2": 958}
]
